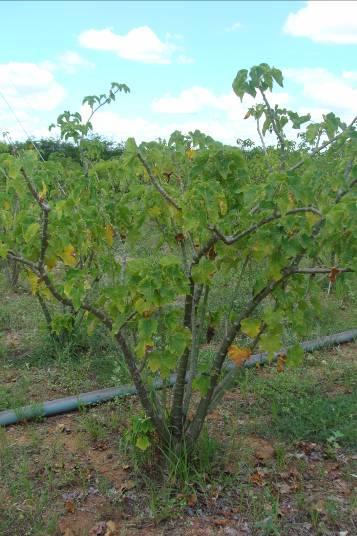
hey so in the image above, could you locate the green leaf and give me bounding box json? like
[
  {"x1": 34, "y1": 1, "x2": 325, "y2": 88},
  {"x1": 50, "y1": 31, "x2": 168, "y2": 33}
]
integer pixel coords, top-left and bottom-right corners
[
  {"x1": 0, "y1": 242, "x2": 8, "y2": 258},
  {"x1": 136, "y1": 435, "x2": 150, "y2": 450},
  {"x1": 232, "y1": 69, "x2": 249, "y2": 101},
  {"x1": 24, "y1": 222, "x2": 40, "y2": 243},
  {"x1": 241, "y1": 318, "x2": 261, "y2": 338},
  {"x1": 192, "y1": 374, "x2": 211, "y2": 396},
  {"x1": 271, "y1": 68, "x2": 284, "y2": 88}
]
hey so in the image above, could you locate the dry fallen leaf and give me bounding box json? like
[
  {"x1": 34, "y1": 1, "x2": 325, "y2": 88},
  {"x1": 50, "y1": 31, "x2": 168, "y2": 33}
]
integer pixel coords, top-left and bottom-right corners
[
  {"x1": 213, "y1": 518, "x2": 230, "y2": 527},
  {"x1": 246, "y1": 436, "x2": 275, "y2": 462},
  {"x1": 186, "y1": 493, "x2": 197, "y2": 507},
  {"x1": 64, "y1": 499, "x2": 75, "y2": 513},
  {"x1": 105, "y1": 521, "x2": 119, "y2": 536},
  {"x1": 120, "y1": 479, "x2": 136, "y2": 493},
  {"x1": 62, "y1": 530, "x2": 75, "y2": 536},
  {"x1": 250, "y1": 470, "x2": 265, "y2": 487},
  {"x1": 89, "y1": 521, "x2": 108, "y2": 536}
]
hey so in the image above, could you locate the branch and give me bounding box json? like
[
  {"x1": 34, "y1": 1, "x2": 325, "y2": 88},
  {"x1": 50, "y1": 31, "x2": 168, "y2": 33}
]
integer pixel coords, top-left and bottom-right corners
[
  {"x1": 185, "y1": 267, "x2": 294, "y2": 445},
  {"x1": 115, "y1": 331, "x2": 169, "y2": 445},
  {"x1": 137, "y1": 152, "x2": 181, "y2": 211},
  {"x1": 170, "y1": 277, "x2": 195, "y2": 435},
  {"x1": 256, "y1": 116, "x2": 268, "y2": 154},
  {"x1": 183, "y1": 284, "x2": 210, "y2": 416},
  {"x1": 20, "y1": 167, "x2": 50, "y2": 212},
  {"x1": 85, "y1": 86, "x2": 127, "y2": 126},
  {"x1": 211, "y1": 207, "x2": 322, "y2": 246},
  {"x1": 289, "y1": 116, "x2": 357, "y2": 174},
  {"x1": 7, "y1": 251, "x2": 40, "y2": 273},
  {"x1": 259, "y1": 89, "x2": 286, "y2": 150},
  {"x1": 291, "y1": 267, "x2": 353, "y2": 275},
  {"x1": 39, "y1": 209, "x2": 50, "y2": 273},
  {"x1": 335, "y1": 178, "x2": 357, "y2": 204}
]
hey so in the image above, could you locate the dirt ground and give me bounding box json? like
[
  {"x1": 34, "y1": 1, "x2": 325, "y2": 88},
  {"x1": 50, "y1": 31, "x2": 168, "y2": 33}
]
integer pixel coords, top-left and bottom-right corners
[{"x1": 1, "y1": 343, "x2": 356, "y2": 536}]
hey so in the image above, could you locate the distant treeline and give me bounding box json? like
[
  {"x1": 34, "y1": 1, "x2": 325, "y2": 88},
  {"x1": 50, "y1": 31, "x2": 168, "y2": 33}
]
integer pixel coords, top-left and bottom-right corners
[{"x1": 0, "y1": 136, "x2": 125, "y2": 162}]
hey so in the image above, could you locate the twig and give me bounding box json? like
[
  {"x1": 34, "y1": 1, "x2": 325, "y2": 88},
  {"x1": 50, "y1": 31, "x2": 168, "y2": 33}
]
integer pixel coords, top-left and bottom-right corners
[
  {"x1": 137, "y1": 152, "x2": 181, "y2": 211},
  {"x1": 288, "y1": 116, "x2": 357, "y2": 173}
]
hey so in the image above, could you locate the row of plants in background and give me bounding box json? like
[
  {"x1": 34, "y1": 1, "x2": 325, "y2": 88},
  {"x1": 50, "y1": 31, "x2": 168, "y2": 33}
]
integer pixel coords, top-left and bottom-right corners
[{"x1": 0, "y1": 63, "x2": 356, "y2": 457}]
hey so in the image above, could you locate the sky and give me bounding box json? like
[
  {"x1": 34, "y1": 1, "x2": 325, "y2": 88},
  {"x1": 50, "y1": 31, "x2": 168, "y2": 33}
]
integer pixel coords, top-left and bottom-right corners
[{"x1": 0, "y1": 0, "x2": 356, "y2": 146}]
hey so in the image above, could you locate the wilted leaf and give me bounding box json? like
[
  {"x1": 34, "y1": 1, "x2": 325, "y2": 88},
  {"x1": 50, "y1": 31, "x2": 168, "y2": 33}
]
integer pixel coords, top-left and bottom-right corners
[
  {"x1": 175, "y1": 232, "x2": 185, "y2": 242},
  {"x1": 277, "y1": 353, "x2": 286, "y2": 373},
  {"x1": 328, "y1": 266, "x2": 340, "y2": 283},
  {"x1": 227, "y1": 345, "x2": 251, "y2": 366}
]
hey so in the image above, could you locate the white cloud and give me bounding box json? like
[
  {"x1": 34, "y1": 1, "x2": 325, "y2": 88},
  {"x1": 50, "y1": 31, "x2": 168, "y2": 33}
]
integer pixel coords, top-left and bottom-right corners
[
  {"x1": 225, "y1": 22, "x2": 242, "y2": 32},
  {"x1": 79, "y1": 26, "x2": 178, "y2": 64},
  {"x1": 284, "y1": 1, "x2": 357, "y2": 44},
  {"x1": 0, "y1": 62, "x2": 66, "y2": 112},
  {"x1": 284, "y1": 68, "x2": 357, "y2": 113},
  {"x1": 58, "y1": 51, "x2": 94, "y2": 74},
  {"x1": 152, "y1": 86, "x2": 289, "y2": 118},
  {"x1": 343, "y1": 71, "x2": 357, "y2": 81}
]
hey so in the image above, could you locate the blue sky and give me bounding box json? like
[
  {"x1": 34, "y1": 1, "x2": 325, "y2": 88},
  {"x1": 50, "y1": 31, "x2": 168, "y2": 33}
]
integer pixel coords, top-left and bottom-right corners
[{"x1": 0, "y1": 1, "x2": 356, "y2": 144}]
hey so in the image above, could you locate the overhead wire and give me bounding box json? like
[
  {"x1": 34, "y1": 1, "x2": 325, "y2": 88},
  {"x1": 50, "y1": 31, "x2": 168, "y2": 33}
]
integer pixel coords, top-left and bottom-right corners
[{"x1": 0, "y1": 88, "x2": 45, "y2": 161}]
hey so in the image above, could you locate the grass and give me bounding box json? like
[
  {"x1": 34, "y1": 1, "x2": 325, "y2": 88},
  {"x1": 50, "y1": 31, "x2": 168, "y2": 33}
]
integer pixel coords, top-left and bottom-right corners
[{"x1": 233, "y1": 354, "x2": 357, "y2": 447}]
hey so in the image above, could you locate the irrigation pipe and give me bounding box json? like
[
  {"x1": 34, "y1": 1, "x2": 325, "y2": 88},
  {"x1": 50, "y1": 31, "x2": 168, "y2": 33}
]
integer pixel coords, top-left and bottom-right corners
[{"x1": 0, "y1": 329, "x2": 356, "y2": 427}]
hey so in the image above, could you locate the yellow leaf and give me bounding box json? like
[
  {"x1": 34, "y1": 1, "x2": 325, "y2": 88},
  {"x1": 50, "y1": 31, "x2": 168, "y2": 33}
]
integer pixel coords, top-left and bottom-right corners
[
  {"x1": 61, "y1": 245, "x2": 77, "y2": 267},
  {"x1": 219, "y1": 198, "x2": 228, "y2": 216},
  {"x1": 45, "y1": 256, "x2": 57, "y2": 270},
  {"x1": 105, "y1": 224, "x2": 114, "y2": 246},
  {"x1": 306, "y1": 212, "x2": 320, "y2": 226},
  {"x1": 3, "y1": 201, "x2": 10, "y2": 210},
  {"x1": 39, "y1": 182, "x2": 47, "y2": 202},
  {"x1": 186, "y1": 149, "x2": 196, "y2": 160},
  {"x1": 288, "y1": 192, "x2": 296, "y2": 208},
  {"x1": 227, "y1": 345, "x2": 251, "y2": 366},
  {"x1": 27, "y1": 272, "x2": 39, "y2": 294},
  {"x1": 38, "y1": 285, "x2": 52, "y2": 300},
  {"x1": 148, "y1": 207, "x2": 161, "y2": 217}
]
